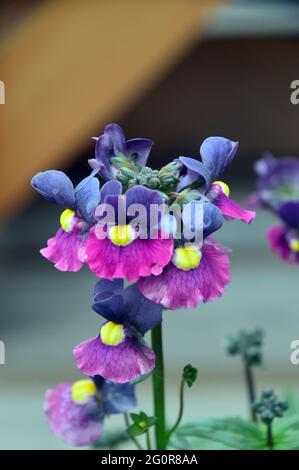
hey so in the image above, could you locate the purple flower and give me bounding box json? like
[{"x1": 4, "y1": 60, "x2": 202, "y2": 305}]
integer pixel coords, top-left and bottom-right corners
[
  {"x1": 88, "y1": 123, "x2": 153, "y2": 180},
  {"x1": 267, "y1": 201, "x2": 299, "y2": 264},
  {"x1": 85, "y1": 185, "x2": 174, "y2": 281},
  {"x1": 44, "y1": 375, "x2": 136, "y2": 446},
  {"x1": 73, "y1": 280, "x2": 162, "y2": 383},
  {"x1": 177, "y1": 136, "x2": 255, "y2": 224},
  {"x1": 31, "y1": 170, "x2": 101, "y2": 271},
  {"x1": 138, "y1": 238, "x2": 231, "y2": 309},
  {"x1": 249, "y1": 153, "x2": 299, "y2": 211}
]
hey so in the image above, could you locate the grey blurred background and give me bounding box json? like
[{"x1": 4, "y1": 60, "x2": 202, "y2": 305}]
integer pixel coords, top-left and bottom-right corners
[{"x1": 1, "y1": 0, "x2": 299, "y2": 449}]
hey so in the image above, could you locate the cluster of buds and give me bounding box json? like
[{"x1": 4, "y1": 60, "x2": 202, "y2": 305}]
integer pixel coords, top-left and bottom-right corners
[
  {"x1": 225, "y1": 328, "x2": 264, "y2": 366},
  {"x1": 112, "y1": 157, "x2": 180, "y2": 192},
  {"x1": 253, "y1": 388, "x2": 288, "y2": 424}
]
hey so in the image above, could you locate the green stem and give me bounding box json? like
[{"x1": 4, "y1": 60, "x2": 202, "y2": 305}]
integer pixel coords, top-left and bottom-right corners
[
  {"x1": 151, "y1": 323, "x2": 166, "y2": 450},
  {"x1": 146, "y1": 429, "x2": 152, "y2": 450},
  {"x1": 124, "y1": 414, "x2": 143, "y2": 451},
  {"x1": 166, "y1": 379, "x2": 185, "y2": 442},
  {"x1": 266, "y1": 422, "x2": 273, "y2": 450},
  {"x1": 243, "y1": 361, "x2": 257, "y2": 422}
]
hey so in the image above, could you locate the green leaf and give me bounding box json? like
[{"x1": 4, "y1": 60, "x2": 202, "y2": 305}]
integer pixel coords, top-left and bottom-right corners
[
  {"x1": 169, "y1": 417, "x2": 265, "y2": 450},
  {"x1": 127, "y1": 423, "x2": 147, "y2": 437}
]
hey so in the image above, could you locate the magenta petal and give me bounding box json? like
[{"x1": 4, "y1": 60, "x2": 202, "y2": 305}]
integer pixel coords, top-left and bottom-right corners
[
  {"x1": 138, "y1": 238, "x2": 231, "y2": 309},
  {"x1": 86, "y1": 228, "x2": 173, "y2": 281},
  {"x1": 214, "y1": 192, "x2": 255, "y2": 224},
  {"x1": 44, "y1": 383, "x2": 103, "y2": 446},
  {"x1": 267, "y1": 225, "x2": 297, "y2": 264},
  {"x1": 40, "y1": 225, "x2": 88, "y2": 272},
  {"x1": 73, "y1": 335, "x2": 155, "y2": 383}
]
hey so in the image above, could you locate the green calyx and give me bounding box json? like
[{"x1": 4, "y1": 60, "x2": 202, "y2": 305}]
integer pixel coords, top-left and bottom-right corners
[{"x1": 126, "y1": 411, "x2": 156, "y2": 437}]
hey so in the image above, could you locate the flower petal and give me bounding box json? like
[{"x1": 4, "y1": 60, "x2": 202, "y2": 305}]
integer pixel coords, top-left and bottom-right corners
[
  {"x1": 40, "y1": 225, "x2": 88, "y2": 272},
  {"x1": 86, "y1": 227, "x2": 173, "y2": 281},
  {"x1": 31, "y1": 170, "x2": 75, "y2": 208},
  {"x1": 75, "y1": 176, "x2": 100, "y2": 223},
  {"x1": 177, "y1": 156, "x2": 211, "y2": 191},
  {"x1": 44, "y1": 383, "x2": 103, "y2": 446},
  {"x1": 124, "y1": 138, "x2": 153, "y2": 167},
  {"x1": 214, "y1": 192, "x2": 255, "y2": 224},
  {"x1": 138, "y1": 238, "x2": 231, "y2": 309},
  {"x1": 73, "y1": 336, "x2": 155, "y2": 383},
  {"x1": 101, "y1": 381, "x2": 137, "y2": 414},
  {"x1": 278, "y1": 201, "x2": 299, "y2": 230},
  {"x1": 267, "y1": 225, "x2": 298, "y2": 264},
  {"x1": 200, "y1": 136, "x2": 239, "y2": 181}
]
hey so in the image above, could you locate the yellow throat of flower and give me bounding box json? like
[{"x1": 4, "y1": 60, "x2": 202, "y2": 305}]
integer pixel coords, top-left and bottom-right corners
[
  {"x1": 289, "y1": 238, "x2": 299, "y2": 253},
  {"x1": 212, "y1": 180, "x2": 230, "y2": 197},
  {"x1": 60, "y1": 209, "x2": 75, "y2": 232},
  {"x1": 100, "y1": 322, "x2": 125, "y2": 346},
  {"x1": 172, "y1": 245, "x2": 202, "y2": 271},
  {"x1": 71, "y1": 379, "x2": 97, "y2": 404},
  {"x1": 108, "y1": 224, "x2": 136, "y2": 246}
]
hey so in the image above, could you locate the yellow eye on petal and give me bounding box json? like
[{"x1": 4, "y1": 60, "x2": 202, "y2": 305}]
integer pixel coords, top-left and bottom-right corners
[
  {"x1": 289, "y1": 238, "x2": 299, "y2": 253},
  {"x1": 100, "y1": 322, "x2": 125, "y2": 346},
  {"x1": 60, "y1": 209, "x2": 75, "y2": 232},
  {"x1": 71, "y1": 379, "x2": 96, "y2": 404},
  {"x1": 212, "y1": 180, "x2": 230, "y2": 197},
  {"x1": 172, "y1": 245, "x2": 202, "y2": 271},
  {"x1": 108, "y1": 224, "x2": 136, "y2": 246}
]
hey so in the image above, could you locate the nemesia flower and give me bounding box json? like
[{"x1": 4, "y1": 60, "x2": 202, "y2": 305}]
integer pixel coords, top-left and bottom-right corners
[
  {"x1": 177, "y1": 136, "x2": 255, "y2": 224},
  {"x1": 267, "y1": 201, "x2": 299, "y2": 264},
  {"x1": 73, "y1": 280, "x2": 163, "y2": 382},
  {"x1": 31, "y1": 170, "x2": 100, "y2": 272},
  {"x1": 138, "y1": 201, "x2": 231, "y2": 309},
  {"x1": 248, "y1": 152, "x2": 299, "y2": 211},
  {"x1": 88, "y1": 123, "x2": 153, "y2": 180},
  {"x1": 85, "y1": 184, "x2": 174, "y2": 281},
  {"x1": 44, "y1": 375, "x2": 136, "y2": 446}
]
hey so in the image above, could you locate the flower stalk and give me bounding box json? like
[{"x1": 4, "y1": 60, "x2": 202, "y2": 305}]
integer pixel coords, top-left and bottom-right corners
[{"x1": 151, "y1": 323, "x2": 166, "y2": 450}]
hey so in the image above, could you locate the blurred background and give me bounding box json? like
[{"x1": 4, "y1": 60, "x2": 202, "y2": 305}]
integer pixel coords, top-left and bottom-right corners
[{"x1": 1, "y1": 0, "x2": 299, "y2": 449}]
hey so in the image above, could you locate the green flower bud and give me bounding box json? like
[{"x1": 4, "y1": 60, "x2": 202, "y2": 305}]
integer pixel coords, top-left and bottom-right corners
[{"x1": 183, "y1": 364, "x2": 198, "y2": 388}]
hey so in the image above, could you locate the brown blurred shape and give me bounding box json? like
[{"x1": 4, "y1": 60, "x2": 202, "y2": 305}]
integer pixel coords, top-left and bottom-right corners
[{"x1": 0, "y1": 0, "x2": 220, "y2": 220}]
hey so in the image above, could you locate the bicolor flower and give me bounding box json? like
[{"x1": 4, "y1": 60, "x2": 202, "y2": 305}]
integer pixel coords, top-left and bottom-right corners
[
  {"x1": 177, "y1": 136, "x2": 255, "y2": 224},
  {"x1": 267, "y1": 201, "x2": 299, "y2": 264},
  {"x1": 31, "y1": 170, "x2": 101, "y2": 272},
  {"x1": 44, "y1": 375, "x2": 136, "y2": 446},
  {"x1": 248, "y1": 152, "x2": 299, "y2": 211},
  {"x1": 88, "y1": 123, "x2": 153, "y2": 180},
  {"x1": 85, "y1": 184, "x2": 174, "y2": 281},
  {"x1": 138, "y1": 202, "x2": 231, "y2": 309},
  {"x1": 73, "y1": 280, "x2": 163, "y2": 383}
]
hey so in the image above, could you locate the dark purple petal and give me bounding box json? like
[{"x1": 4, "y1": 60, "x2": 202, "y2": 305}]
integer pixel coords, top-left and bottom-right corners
[
  {"x1": 31, "y1": 170, "x2": 75, "y2": 208},
  {"x1": 278, "y1": 201, "x2": 299, "y2": 230},
  {"x1": 122, "y1": 284, "x2": 163, "y2": 334},
  {"x1": 100, "y1": 180, "x2": 122, "y2": 203},
  {"x1": 124, "y1": 138, "x2": 153, "y2": 167},
  {"x1": 177, "y1": 156, "x2": 211, "y2": 191},
  {"x1": 101, "y1": 381, "x2": 137, "y2": 414},
  {"x1": 75, "y1": 176, "x2": 100, "y2": 223},
  {"x1": 182, "y1": 200, "x2": 224, "y2": 239},
  {"x1": 93, "y1": 279, "x2": 125, "y2": 323},
  {"x1": 200, "y1": 137, "x2": 239, "y2": 181}
]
